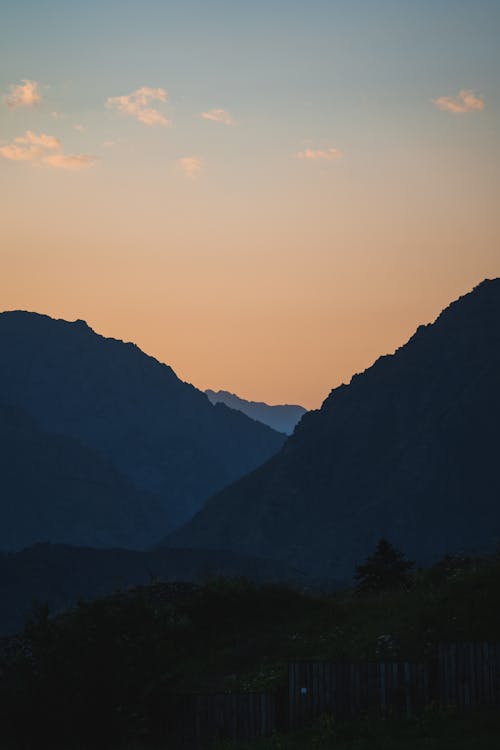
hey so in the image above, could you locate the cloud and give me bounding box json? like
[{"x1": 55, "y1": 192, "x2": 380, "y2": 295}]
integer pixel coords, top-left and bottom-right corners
[
  {"x1": 0, "y1": 130, "x2": 59, "y2": 161},
  {"x1": 106, "y1": 86, "x2": 170, "y2": 126},
  {"x1": 74, "y1": 124, "x2": 86, "y2": 132},
  {"x1": 15, "y1": 130, "x2": 61, "y2": 150},
  {"x1": 0, "y1": 130, "x2": 96, "y2": 170},
  {"x1": 432, "y1": 89, "x2": 484, "y2": 113},
  {"x1": 200, "y1": 108, "x2": 234, "y2": 125},
  {"x1": 296, "y1": 147, "x2": 342, "y2": 161},
  {"x1": 0, "y1": 144, "x2": 38, "y2": 161},
  {"x1": 4, "y1": 79, "x2": 42, "y2": 109},
  {"x1": 42, "y1": 153, "x2": 96, "y2": 170},
  {"x1": 177, "y1": 156, "x2": 203, "y2": 177}
]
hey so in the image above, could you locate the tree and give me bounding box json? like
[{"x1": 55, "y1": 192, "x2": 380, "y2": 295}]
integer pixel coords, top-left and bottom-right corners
[{"x1": 355, "y1": 539, "x2": 415, "y2": 593}]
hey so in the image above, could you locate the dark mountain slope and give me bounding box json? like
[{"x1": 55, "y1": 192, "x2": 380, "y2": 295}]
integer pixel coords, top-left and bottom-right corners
[
  {"x1": 168, "y1": 279, "x2": 500, "y2": 581},
  {"x1": 205, "y1": 389, "x2": 306, "y2": 434},
  {"x1": 0, "y1": 543, "x2": 305, "y2": 635},
  {"x1": 0, "y1": 312, "x2": 286, "y2": 535},
  {"x1": 0, "y1": 403, "x2": 166, "y2": 552}
]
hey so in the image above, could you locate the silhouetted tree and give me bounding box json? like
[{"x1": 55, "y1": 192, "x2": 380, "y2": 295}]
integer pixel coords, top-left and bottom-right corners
[{"x1": 355, "y1": 539, "x2": 415, "y2": 593}]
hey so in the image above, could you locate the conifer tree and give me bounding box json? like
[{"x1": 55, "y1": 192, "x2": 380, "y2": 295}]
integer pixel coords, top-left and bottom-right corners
[{"x1": 355, "y1": 539, "x2": 415, "y2": 593}]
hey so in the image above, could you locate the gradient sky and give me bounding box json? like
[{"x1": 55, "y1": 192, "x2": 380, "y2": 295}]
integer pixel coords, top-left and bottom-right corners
[{"x1": 1, "y1": 0, "x2": 499, "y2": 409}]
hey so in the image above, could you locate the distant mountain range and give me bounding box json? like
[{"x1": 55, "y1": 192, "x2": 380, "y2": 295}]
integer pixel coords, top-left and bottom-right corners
[
  {"x1": 205, "y1": 390, "x2": 306, "y2": 434},
  {"x1": 168, "y1": 279, "x2": 500, "y2": 582},
  {"x1": 3, "y1": 280, "x2": 500, "y2": 632},
  {"x1": 0, "y1": 312, "x2": 286, "y2": 550}
]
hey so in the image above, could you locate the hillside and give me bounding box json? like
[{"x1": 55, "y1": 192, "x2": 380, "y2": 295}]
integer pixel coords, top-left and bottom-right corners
[
  {"x1": 205, "y1": 390, "x2": 306, "y2": 434},
  {"x1": 0, "y1": 543, "x2": 305, "y2": 635},
  {"x1": 169, "y1": 279, "x2": 500, "y2": 581},
  {"x1": 0, "y1": 402, "x2": 166, "y2": 552},
  {"x1": 0, "y1": 312, "x2": 286, "y2": 538}
]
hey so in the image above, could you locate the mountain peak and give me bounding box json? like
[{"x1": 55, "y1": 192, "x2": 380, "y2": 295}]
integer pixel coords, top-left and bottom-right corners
[
  {"x1": 0, "y1": 310, "x2": 286, "y2": 551},
  {"x1": 169, "y1": 279, "x2": 500, "y2": 582},
  {"x1": 205, "y1": 389, "x2": 306, "y2": 434}
]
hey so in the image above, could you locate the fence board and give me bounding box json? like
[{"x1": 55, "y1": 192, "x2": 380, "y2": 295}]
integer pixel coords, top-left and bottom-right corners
[
  {"x1": 436, "y1": 643, "x2": 500, "y2": 712},
  {"x1": 287, "y1": 658, "x2": 430, "y2": 727},
  {"x1": 180, "y1": 692, "x2": 276, "y2": 747},
  {"x1": 174, "y1": 644, "x2": 500, "y2": 746}
]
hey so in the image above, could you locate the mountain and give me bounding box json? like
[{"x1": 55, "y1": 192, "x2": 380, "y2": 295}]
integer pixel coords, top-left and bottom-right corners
[
  {"x1": 168, "y1": 279, "x2": 500, "y2": 582},
  {"x1": 0, "y1": 312, "x2": 286, "y2": 544},
  {"x1": 205, "y1": 389, "x2": 306, "y2": 434},
  {"x1": 0, "y1": 543, "x2": 306, "y2": 635},
  {"x1": 0, "y1": 402, "x2": 166, "y2": 551}
]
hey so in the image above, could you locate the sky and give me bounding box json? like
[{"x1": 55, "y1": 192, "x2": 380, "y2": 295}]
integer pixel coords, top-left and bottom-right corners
[{"x1": 1, "y1": 0, "x2": 499, "y2": 409}]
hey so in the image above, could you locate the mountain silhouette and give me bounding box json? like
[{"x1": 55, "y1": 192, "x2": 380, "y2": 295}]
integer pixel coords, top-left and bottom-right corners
[
  {"x1": 0, "y1": 402, "x2": 167, "y2": 551},
  {"x1": 168, "y1": 279, "x2": 500, "y2": 581},
  {"x1": 205, "y1": 389, "x2": 306, "y2": 434},
  {"x1": 0, "y1": 312, "x2": 286, "y2": 544}
]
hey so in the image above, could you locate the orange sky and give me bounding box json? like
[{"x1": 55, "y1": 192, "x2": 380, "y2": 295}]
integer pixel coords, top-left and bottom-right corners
[
  {"x1": 2, "y1": 153, "x2": 497, "y2": 409},
  {"x1": 1, "y1": 1, "x2": 499, "y2": 409}
]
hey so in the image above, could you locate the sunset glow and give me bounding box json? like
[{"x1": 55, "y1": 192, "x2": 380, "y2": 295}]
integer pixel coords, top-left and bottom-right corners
[{"x1": 1, "y1": 0, "x2": 499, "y2": 409}]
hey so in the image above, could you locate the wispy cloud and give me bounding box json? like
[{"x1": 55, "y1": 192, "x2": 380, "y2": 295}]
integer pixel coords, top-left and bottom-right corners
[
  {"x1": 42, "y1": 153, "x2": 96, "y2": 170},
  {"x1": 15, "y1": 130, "x2": 61, "y2": 150},
  {"x1": 432, "y1": 89, "x2": 484, "y2": 114},
  {"x1": 0, "y1": 130, "x2": 96, "y2": 170},
  {"x1": 74, "y1": 124, "x2": 86, "y2": 132},
  {"x1": 0, "y1": 131, "x2": 60, "y2": 161},
  {"x1": 4, "y1": 79, "x2": 42, "y2": 109},
  {"x1": 200, "y1": 108, "x2": 234, "y2": 125},
  {"x1": 177, "y1": 156, "x2": 204, "y2": 177},
  {"x1": 0, "y1": 144, "x2": 38, "y2": 161},
  {"x1": 296, "y1": 147, "x2": 342, "y2": 161},
  {"x1": 106, "y1": 86, "x2": 170, "y2": 126}
]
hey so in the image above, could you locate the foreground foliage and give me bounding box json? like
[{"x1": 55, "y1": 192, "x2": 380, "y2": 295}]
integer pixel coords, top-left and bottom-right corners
[
  {"x1": 214, "y1": 710, "x2": 500, "y2": 750},
  {"x1": 1, "y1": 554, "x2": 500, "y2": 748}
]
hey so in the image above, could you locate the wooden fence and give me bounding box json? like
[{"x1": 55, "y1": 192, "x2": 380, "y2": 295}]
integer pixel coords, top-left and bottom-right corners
[
  {"x1": 288, "y1": 659, "x2": 430, "y2": 728},
  {"x1": 438, "y1": 642, "x2": 500, "y2": 710},
  {"x1": 174, "y1": 643, "x2": 500, "y2": 748},
  {"x1": 176, "y1": 691, "x2": 277, "y2": 748},
  {"x1": 288, "y1": 644, "x2": 500, "y2": 729}
]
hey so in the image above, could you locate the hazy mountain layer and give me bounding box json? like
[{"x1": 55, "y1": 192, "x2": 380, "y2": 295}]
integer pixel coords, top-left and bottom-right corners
[
  {"x1": 169, "y1": 279, "x2": 500, "y2": 581},
  {"x1": 205, "y1": 389, "x2": 306, "y2": 434},
  {"x1": 0, "y1": 403, "x2": 166, "y2": 552},
  {"x1": 0, "y1": 312, "x2": 286, "y2": 539}
]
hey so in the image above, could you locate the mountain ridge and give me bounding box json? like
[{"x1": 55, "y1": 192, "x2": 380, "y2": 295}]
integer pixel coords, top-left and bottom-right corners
[
  {"x1": 205, "y1": 389, "x2": 306, "y2": 434},
  {"x1": 0, "y1": 401, "x2": 167, "y2": 552},
  {"x1": 167, "y1": 278, "x2": 500, "y2": 581},
  {"x1": 0, "y1": 311, "x2": 286, "y2": 543}
]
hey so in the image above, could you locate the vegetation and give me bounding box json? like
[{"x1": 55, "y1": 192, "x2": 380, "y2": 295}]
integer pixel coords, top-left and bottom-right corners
[
  {"x1": 354, "y1": 539, "x2": 415, "y2": 594},
  {"x1": 1, "y1": 552, "x2": 500, "y2": 748},
  {"x1": 213, "y1": 710, "x2": 500, "y2": 750}
]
